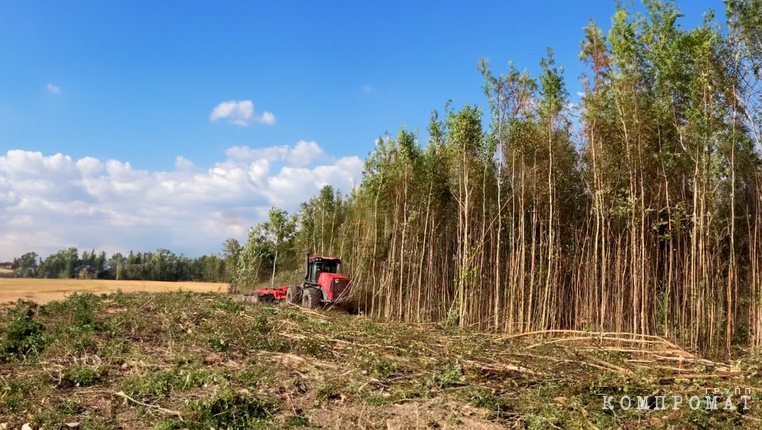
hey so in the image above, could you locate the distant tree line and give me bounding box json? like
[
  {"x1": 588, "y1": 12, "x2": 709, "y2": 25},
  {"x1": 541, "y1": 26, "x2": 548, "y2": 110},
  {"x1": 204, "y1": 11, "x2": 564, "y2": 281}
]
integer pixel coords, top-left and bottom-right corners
[
  {"x1": 232, "y1": 0, "x2": 762, "y2": 358},
  {"x1": 3, "y1": 241, "x2": 242, "y2": 283}
]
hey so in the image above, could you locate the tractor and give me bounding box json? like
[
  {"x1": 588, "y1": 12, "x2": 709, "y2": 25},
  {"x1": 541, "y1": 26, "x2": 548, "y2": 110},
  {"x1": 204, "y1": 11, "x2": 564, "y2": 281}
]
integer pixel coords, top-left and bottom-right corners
[{"x1": 241, "y1": 253, "x2": 351, "y2": 309}]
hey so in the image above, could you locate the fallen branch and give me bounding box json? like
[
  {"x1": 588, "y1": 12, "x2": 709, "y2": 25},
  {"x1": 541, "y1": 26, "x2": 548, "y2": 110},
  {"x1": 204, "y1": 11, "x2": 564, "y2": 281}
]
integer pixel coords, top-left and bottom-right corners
[
  {"x1": 650, "y1": 354, "x2": 729, "y2": 371},
  {"x1": 324, "y1": 336, "x2": 409, "y2": 353},
  {"x1": 528, "y1": 336, "x2": 665, "y2": 348},
  {"x1": 256, "y1": 350, "x2": 334, "y2": 369},
  {"x1": 501, "y1": 330, "x2": 697, "y2": 356},
  {"x1": 461, "y1": 359, "x2": 543, "y2": 376},
  {"x1": 114, "y1": 391, "x2": 183, "y2": 420},
  {"x1": 574, "y1": 352, "x2": 636, "y2": 377}
]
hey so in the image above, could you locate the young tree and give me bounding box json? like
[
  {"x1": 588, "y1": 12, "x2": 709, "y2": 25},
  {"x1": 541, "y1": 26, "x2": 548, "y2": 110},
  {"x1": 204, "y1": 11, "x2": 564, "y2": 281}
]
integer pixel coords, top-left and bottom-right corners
[{"x1": 264, "y1": 207, "x2": 296, "y2": 288}]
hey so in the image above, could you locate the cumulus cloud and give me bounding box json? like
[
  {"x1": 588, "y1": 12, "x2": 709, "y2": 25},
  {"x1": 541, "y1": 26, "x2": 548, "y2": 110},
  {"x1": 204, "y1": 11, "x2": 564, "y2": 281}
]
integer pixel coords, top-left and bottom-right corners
[
  {"x1": 225, "y1": 140, "x2": 329, "y2": 167},
  {"x1": 175, "y1": 156, "x2": 195, "y2": 171},
  {"x1": 47, "y1": 84, "x2": 61, "y2": 95},
  {"x1": 0, "y1": 143, "x2": 362, "y2": 261},
  {"x1": 209, "y1": 100, "x2": 276, "y2": 126}
]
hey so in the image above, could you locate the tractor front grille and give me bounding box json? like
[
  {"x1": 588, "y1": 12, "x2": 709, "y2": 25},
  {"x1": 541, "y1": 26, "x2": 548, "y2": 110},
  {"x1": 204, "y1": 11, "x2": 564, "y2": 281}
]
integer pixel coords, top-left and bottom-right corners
[{"x1": 332, "y1": 279, "x2": 349, "y2": 300}]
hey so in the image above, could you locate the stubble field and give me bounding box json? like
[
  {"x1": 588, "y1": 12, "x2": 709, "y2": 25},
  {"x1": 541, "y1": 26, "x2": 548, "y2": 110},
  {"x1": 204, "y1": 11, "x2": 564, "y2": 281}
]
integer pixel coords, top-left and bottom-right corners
[{"x1": 0, "y1": 278, "x2": 227, "y2": 305}]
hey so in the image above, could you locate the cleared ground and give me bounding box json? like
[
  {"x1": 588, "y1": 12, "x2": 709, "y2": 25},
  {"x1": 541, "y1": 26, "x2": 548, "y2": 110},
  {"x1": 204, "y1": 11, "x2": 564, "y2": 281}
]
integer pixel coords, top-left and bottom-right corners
[
  {"x1": 0, "y1": 291, "x2": 760, "y2": 429},
  {"x1": 0, "y1": 278, "x2": 227, "y2": 304}
]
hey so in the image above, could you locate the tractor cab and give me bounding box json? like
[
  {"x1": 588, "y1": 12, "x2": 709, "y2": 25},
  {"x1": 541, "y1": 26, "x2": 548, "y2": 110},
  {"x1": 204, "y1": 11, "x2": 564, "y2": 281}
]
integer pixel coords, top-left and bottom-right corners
[{"x1": 306, "y1": 256, "x2": 341, "y2": 284}]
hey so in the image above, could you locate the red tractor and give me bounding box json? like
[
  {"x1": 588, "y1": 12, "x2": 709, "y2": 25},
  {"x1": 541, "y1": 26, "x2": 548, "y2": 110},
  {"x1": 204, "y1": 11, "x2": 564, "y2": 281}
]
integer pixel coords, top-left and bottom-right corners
[{"x1": 244, "y1": 253, "x2": 351, "y2": 309}]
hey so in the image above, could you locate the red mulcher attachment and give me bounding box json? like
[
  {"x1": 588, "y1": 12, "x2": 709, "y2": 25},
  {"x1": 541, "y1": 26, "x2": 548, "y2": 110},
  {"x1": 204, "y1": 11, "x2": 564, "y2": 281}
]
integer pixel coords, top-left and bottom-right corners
[
  {"x1": 240, "y1": 253, "x2": 351, "y2": 308},
  {"x1": 252, "y1": 285, "x2": 288, "y2": 302},
  {"x1": 238, "y1": 285, "x2": 288, "y2": 303}
]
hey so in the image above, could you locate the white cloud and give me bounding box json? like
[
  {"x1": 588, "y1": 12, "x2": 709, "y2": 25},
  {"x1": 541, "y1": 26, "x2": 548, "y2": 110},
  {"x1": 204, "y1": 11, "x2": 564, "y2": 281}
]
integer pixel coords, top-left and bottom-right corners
[
  {"x1": 259, "y1": 111, "x2": 276, "y2": 125},
  {"x1": 47, "y1": 84, "x2": 61, "y2": 95},
  {"x1": 175, "y1": 156, "x2": 195, "y2": 171},
  {"x1": 288, "y1": 140, "x2": 328, "y2": 166},
  {"x1": 209, "y1": 100, "x2": 276, "y2": 126},
  {"x1": 0, "y1": 142, "x2": 362, "y2": 261},
  {"x1": 225, "y1": 140, "x2": 328, "y2": 167}
]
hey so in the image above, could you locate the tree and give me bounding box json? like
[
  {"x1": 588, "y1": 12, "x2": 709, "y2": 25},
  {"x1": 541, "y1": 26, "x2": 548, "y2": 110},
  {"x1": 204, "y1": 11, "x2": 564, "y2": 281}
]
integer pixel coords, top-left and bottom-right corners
[
  {"x1": 12, "y1": 252, "x2": 38, "y2": 278},
  {"x1": 264, "y1": 207, "x2": 296, "y2": 288},
  {"x1": 222, "y1": 238, "x2": 242, "y2": 288}
]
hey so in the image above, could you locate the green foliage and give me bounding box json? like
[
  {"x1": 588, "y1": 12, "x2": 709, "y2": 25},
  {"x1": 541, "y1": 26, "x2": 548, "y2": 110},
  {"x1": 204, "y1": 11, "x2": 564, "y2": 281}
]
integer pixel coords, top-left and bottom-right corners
[
  {"x1": 361, "y1": 354, "x2": 400, "y2": 378},
  {"x1": 189, "y1": 390, "x2": 276, "y2": 429},
  {"x1": 120, "y1": 367, "x2": 213, "y2": 400},
  {"x1": 298, "y1": 337, "x2": 334, "y2": 359},
  {"x1": 431, "y1": 361, "x2": 463, "y2": 389},
  {"x1": 538, "y1": 48, "x2": 568, "y2": 122},
  {"x1": 206, "y1": 330, "x2": 230, "y2": 352},
  {"x1": 41, "y1": 293, "x2": 106, "y2": 331},
  {"x1": 316, "y1": 382, "x2": 338, "y2": 404},
  {"x1": 459, "y1": 388, "x2": 514, "y2": 420},
  {"x1": 360, "y1": 318, "x2": 383, "y2": 335},
  {"x1": 11, "y1": 251, "x2": 39, "y2": 278},
  {"x1": 0, "y1": 378, "x2": 29, "y2": 412},
  {"x1": 1, "y1": 301, "x2": 46, "y2": 360},
  {"x1": 285, "y1": 415, "x2": 310, "y2": 427},
  {"x1": 64, "y1": 365, "x2": 103, "y2": 387}
]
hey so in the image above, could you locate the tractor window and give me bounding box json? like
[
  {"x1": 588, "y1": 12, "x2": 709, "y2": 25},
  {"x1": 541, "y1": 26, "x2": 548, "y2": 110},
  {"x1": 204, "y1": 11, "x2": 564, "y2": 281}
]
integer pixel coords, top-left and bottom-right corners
[
  {"x1": 308, "y1": 260, "x2": 339, "y2": 283},
  {"x1": 321, "y1": 262, "x2": 338, "y2": 274}
]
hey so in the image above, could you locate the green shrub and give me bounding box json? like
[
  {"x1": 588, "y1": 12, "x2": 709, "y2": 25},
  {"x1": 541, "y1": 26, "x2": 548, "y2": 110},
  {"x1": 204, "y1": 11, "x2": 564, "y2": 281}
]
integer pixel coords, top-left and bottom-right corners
[
  {"x1": 1, "y1": 301, "x2": 46, "y2": 360},
  {"x1": 0, "y1": 379, "x2": 28, "y2": 412},
  {"x1": 41, "y1": 293, "x2": 107, "y2": 332},
  {"x1": 431, "y1": 361, "x2": 463, "y2": 389},
  {"x1": 316, "y1": 382, "x2": 338, "y2": 404},
  {"x1": 64, "y1": 365, "x2": 103, "y2": 387},
  {"x1": 362, "y1": 354, "x2": 400, "y2": 378},
  {"x1": 206, "y1": 331, "x2": 230, "y2": 352},
  {"x1": 191, "y1": 390, "x2": 275, "y2": 429},
  {"x1": 121, "y1": 368, "x2": 212, "y2": 400},
  {"x1": 299, "y1": 337, "x2": 334, "y2": 359}
]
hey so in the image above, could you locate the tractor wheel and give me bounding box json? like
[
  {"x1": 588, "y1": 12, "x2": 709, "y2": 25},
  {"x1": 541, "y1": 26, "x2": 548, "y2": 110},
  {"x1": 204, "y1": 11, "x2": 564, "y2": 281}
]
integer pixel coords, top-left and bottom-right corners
[
  {"x1": 286, "y1": 285, "x2": 303, "y2": 305},
  {"x1": 302, "y1": 288, "x2": 322, "y2": 310}
]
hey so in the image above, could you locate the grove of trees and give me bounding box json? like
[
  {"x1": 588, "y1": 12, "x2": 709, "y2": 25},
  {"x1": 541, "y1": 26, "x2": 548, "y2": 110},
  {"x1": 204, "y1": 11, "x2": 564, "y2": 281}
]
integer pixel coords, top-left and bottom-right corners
[{"x1": 234, "y1": 0, "x2": 762, "y2": 357}]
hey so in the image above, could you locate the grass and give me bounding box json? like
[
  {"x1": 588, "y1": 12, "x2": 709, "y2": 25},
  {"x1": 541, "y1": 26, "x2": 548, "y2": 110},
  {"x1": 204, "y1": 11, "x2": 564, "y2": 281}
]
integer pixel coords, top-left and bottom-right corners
[{"x1": 0, "y1": 291, "x2": 760, "y2": 429}]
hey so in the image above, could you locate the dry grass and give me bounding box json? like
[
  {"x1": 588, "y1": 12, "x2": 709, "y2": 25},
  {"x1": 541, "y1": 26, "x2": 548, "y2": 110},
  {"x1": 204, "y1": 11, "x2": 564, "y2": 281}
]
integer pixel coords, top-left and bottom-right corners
[{"x1": 0, "y1": 278, "x2": 226, "y2": 304}]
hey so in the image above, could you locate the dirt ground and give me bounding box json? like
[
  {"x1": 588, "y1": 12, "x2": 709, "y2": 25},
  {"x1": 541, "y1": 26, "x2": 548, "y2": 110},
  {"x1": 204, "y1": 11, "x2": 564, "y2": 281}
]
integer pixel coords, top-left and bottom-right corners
[{"x1": 0, "y1": 278, "x2": 227, "y2": 304}]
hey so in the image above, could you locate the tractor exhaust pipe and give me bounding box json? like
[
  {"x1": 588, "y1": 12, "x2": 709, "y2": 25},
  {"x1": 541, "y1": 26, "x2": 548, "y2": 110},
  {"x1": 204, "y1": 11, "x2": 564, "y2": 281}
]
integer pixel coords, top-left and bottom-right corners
[{"x1": 304, "y1": 252, "x2": 311, "y2": 282}]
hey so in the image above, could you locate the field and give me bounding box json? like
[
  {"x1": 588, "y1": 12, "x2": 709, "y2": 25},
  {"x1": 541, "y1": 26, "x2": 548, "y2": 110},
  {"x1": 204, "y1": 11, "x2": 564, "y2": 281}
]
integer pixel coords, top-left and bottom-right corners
[
  {"x1": 1, "y1": 291, "x2": 761, "y2": 429},
  {"x1": 0, "y1": 278, "x2": 227, "y2": 305}
]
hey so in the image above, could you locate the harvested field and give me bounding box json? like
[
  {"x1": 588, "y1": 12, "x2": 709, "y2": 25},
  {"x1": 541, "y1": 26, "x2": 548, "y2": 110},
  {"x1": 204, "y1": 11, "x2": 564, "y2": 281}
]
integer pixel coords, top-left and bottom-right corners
[
  {"x1": 0, "y1": 291, "x2": 760, "y2": 429},
  {"x1": 0, "y1": 278, "x2": 226, "y2": 305}
]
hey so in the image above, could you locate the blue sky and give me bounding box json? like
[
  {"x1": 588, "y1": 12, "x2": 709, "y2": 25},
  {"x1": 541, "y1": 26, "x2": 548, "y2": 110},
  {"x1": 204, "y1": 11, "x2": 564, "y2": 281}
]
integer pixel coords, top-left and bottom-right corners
[{"x1": 0, "y1": 0, "x2": 725, "y2": 260}]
